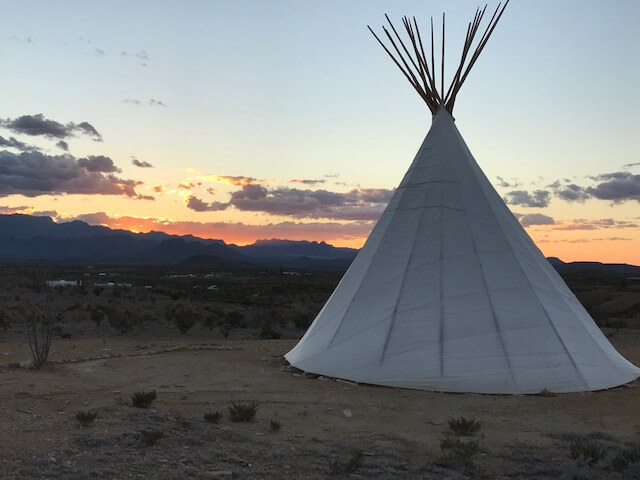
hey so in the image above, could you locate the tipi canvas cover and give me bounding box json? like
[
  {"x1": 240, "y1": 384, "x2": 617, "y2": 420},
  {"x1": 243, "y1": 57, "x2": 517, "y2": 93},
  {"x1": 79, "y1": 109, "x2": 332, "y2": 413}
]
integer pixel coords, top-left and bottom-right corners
[{"x1": 285, "y1": 4, "x2": 640, "y2": 394}]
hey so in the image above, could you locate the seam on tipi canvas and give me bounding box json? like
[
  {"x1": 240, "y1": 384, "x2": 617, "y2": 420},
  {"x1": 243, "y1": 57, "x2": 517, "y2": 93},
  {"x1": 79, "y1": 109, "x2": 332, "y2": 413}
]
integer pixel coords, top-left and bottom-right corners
[
  {"x1": 324, "y1": 175, "x2": 416, "y2": 349},
  {"x1": 456, "y1": 161, "x2": 518, "y2": 390},
  {"x1": 438, "y1": 166, "x2": 446, "y2": 377},
  {"x1": 449, "y1": 124, "x2": 591, "y2": 390},
  {"x1": 379, "y1": 160, "x2": 434, "y2": 363},
  {"x1": 529, "y1": 263, "x2": 625, "y2": 372}
]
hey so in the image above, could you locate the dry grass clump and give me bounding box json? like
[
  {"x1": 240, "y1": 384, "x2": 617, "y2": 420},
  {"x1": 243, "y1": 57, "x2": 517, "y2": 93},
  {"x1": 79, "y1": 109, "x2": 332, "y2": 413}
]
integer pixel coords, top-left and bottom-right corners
[
  {"x1": 228, "y1": 401, "x2": 259, "y2": 422},
  {"x1": 568, "y1": 438, "x2": 607, "y2": 465},
  {"x1": 76, "y1": 410, "x2": 98, "y2": 427},
  {"x1": 329, "y1": 451, "x2": 364, "y2": 475},
  {"x1": 204, "y1": 411, "x2": 223, "y2": 424},
  {"x1": 140, "y1": 429, "x2": 163, "y2": 446},
  {"x1": 131, "y1": 390, "x2": 157, "y2": 409},
  {"x1": 447, "y1": 417, "x2": 482, "y2": 436}
]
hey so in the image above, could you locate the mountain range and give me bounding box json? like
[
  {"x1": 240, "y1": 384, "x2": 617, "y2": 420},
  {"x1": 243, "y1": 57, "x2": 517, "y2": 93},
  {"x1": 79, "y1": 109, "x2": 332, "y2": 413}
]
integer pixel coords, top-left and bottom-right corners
[
  {"x1": 0, "y1": 214, "x2": 357, "y2": 269},
  {"x1": 0, "y1": 214, "x2": 638, "y2": 274}
]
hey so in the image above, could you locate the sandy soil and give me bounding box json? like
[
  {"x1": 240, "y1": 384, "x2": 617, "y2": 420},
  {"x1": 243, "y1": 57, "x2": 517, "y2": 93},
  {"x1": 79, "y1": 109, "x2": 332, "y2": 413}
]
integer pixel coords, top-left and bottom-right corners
[{"x1": 1, "y1": 330, "x2": 640, "y2": 479}]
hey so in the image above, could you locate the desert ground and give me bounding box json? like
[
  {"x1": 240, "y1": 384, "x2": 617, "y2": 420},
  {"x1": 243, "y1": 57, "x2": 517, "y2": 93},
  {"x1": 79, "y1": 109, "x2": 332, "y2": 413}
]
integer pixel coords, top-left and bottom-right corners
[{"x1": 1, "y1": 266, "x2": 639, "y2": 479}]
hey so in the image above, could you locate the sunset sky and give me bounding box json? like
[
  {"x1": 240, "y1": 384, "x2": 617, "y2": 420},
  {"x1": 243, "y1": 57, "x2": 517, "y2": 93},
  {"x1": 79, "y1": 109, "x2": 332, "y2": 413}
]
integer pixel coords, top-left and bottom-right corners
[{"x1": 1, "y1": 1, "x2": 639, "y2": 264}]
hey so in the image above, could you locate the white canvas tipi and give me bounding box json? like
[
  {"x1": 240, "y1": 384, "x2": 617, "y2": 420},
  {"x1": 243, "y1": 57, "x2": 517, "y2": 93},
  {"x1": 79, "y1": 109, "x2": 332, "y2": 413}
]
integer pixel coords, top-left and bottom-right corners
[{"x1": 286, "y1": 4, "x2": 640, "y2": 394}]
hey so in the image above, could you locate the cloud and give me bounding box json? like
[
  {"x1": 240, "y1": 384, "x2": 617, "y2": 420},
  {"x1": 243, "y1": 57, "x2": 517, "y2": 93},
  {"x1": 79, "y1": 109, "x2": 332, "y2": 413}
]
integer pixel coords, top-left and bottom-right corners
[
  {"x1": 186, "y1": 196, "x2": 229, "y2": 212},
  {"x1": 94, "y1": 48, "x2": 105, "y2": 56},
  {"x1": 223, "y1": 185, "x2": 394, "y2": 220},
  {"x1": 56, "y1": 140, "x2": 69, "y2": 151},
  {"x1": 495, "y1": 176, "x2": 521, "y2": 189},
  {"x1": 184, "y1": 182, "x2": 394, "y2": 221},
  {"x1": 548, "y1": 181, "x2": 590, "y2": 202},
  {"x1": 503, "y1": 189, "x2": 551, "y2": 208},
  {"x1": 66, "y1": 212, "x2": 374, "y2": 245},
  {"x1": 77, "y1": 155, "x2": 121, "y2": 173},
  {"x1": 0, "y1": 150, "x2": 142, "y2": 198},
  {"x1": 0, "y1": 205, "x2": 58, "y2": 217},
  {"x1": 10, "y1": 36, "x2": 33, "y2": 44},
  {"x1": 0, "y1": 114, "x2": 102, "y2": 141},
  {"x1": 153, "y1": 185, "x2": 165, "y2": 193},
  {"x1": 131, "y1": 157, "x2": 153, "y2": 168},
  {"x1": 518, "y1": 213, "x2": 555, "y2": 227},
  {"x1": 553, "y1": 218, "x2": 638, "y2": 231},
  {"x1": 123, "y1": 98, "x2": 167, "y2": 107},
  {"x1": 211, "y1": 175, "x2": 263, "y2": 186},
  {"x1": 289, "y1": 179, "x2": 327, "y2": 185},
  {"x1": 585, "y1": 172, "x2": 640, "y2": 203},
  {"x1": 623, "y1": 162, "x2": 640, "y2": 169},
  {"x1": 0, "y1": 135, "x2": 35, "y2": 152},
  {"x1": 120, "y1": 50, "x2": 149, "y2": 66},
  {"x1": 178, "y1": 181, "x2": 201, "y2": 190}
]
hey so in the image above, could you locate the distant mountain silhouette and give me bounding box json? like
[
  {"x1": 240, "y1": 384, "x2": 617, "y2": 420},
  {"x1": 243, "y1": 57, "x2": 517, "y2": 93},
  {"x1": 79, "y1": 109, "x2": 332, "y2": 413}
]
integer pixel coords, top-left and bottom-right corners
[
  {"x1": 0, "y1": 214, "x2": 637, "y2": 273},
  {"x1": 547, "y1": 257, "x2": 640, "y2": 275},
  {"x1": 0, "y1": 214, "x2": 358, "y2": 268}
]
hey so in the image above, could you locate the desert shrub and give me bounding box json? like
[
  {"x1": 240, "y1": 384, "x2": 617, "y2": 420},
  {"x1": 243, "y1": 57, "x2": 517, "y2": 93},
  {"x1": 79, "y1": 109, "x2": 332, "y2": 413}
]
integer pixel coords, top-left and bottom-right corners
[
  {"x1": 166, "y1": 304, "x2": 201, "y2": 335},
  {"x1": 437, "y1": 438, "x2": 480, "y2": 474},
  {"x1": 61, "y1": 332, "x2": 72, "y2": 339},
  {"x1": 88, "y1": 306, "x2": 105, "y2": 326},
  {"x1": 610, "y1": 443, "x2": 640, "y2": 472},
  {"x1": 292, "y1": 311, "x2": 313, "y2": 329},
  {"x1": 228, "y1": 401, "x2": 259, "y2": 422},
  {"x1": 217, "y1": 310, "x2": 246, "y2": 337},
  {"x1": 329, "y1": 451, "x2": 364, "y2": 475},
  {"x1": 140, "y1": 429, "x2": 163, "y2": 446},
  {"x1": 0, "y1": 309, "x2": 9, "y2": 330},
  {"x1": 447, "y1": 417, "x2": 482, "y2": 436},
  {"x1": 568, "y1": 439, "x2": 607, "y2": 464},
  {"x1": 204, "y1": 411, "x2": 223, "y2": 424},
  {"x1": 538, "y1": 388, "x2": 556, "y2": 397},
  {"x1": 105, "y1": 307, "x2": 138, "y2": 334},
  {"x1": 260, "y1": 319, "x2": 282, "y2": 340},
  {"x1": 131, "y1": 390, "x2": 157, "y2": 408},
  {"x1": 26, "y1": 308, "x2": 55, "y2": 369},
  {"x1": 270, "y1": 419, "x2": 281, "y2": 432},
  {"x1": 605, "y1": 319, "x2": 628, "y2": 329},
  {"x1": 76, "y1": 410, "x2": 98, "y2": 427}
]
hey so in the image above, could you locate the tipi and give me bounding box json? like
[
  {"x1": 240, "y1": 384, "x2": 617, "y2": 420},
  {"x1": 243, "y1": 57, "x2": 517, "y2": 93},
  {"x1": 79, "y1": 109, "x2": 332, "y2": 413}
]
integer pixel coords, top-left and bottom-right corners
[{"x1": 286, "y1": 2, "x2": 640, "y2": 394}]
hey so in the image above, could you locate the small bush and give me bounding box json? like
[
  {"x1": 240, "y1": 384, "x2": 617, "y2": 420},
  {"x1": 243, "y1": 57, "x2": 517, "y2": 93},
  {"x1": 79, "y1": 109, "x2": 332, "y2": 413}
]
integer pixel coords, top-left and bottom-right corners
[
  {"x1": 437, "y1": 438, "x2": 480, "y2": 474},
  {"x1": 329, "y1": 451, "x2": 364, "y2": 475},
  {"x1": 217, "y1": 310, "x2": 246, "y2": 337},
  {"x1": 568, "y1": 439, "x2": 607, "y2": 465},
  {"x1": 447, "y1": 417, "x2": 482, "y2": 436},
  {"x1": 260, "y1": 319, "x2": 282, "y2": 340},
  {"x1": 270, "y1": 419, "x2": 281, "y2": 432},
  {"x1": 141, "y1": 429, "x2": 163, "y2": 446},
  {"x1": 26, "y1": 308, "x2": 55, "y2": 369},
  {"x1": 76, "y1": 410, "x2": 98, "y2": 427},
  {"x1": 228, "y1": 401, "x2": 259, "y2": 422},
  {"x1": 292, "y1": 311, "x2": 313, "y2": 329},
  {"x1": 166, "y1": 304, "x2": 201, "y2": 335},
  {"x1": 204, "y1": 411, "x2": 223, "y2": 424},
  {"x1": 610, "y1": 443, "x2": 640, "y2": 472},
  {"x1": 539, "y1": 388, "x2": 556, "y2": 397},
  {"x1": 106, "y1": 308, "x2": 138, "y2": 334},
  {"x1": 131, "y1": 390, "x2": 157, "y2": 408}
]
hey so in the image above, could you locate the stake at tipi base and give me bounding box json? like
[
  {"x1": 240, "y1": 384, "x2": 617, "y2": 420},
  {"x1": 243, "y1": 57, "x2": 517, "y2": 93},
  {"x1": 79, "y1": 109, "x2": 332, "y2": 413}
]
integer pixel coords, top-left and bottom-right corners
[{"x1": 285, "y1": 3, "x2": 640, "y2": 394}]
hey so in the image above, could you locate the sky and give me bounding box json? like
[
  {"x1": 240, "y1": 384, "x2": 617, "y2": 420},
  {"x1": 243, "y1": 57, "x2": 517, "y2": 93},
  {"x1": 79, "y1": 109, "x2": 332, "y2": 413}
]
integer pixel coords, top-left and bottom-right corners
[{"x1": 1, "y1": 0, "x2": 639, "y2": 264}]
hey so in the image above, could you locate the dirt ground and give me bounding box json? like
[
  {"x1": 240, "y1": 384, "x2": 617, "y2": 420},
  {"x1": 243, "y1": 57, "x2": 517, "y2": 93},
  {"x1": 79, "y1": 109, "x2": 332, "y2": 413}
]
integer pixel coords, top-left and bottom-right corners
[{"x1": 1, "y1": 331, "x2": 640, "y2": 479}]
